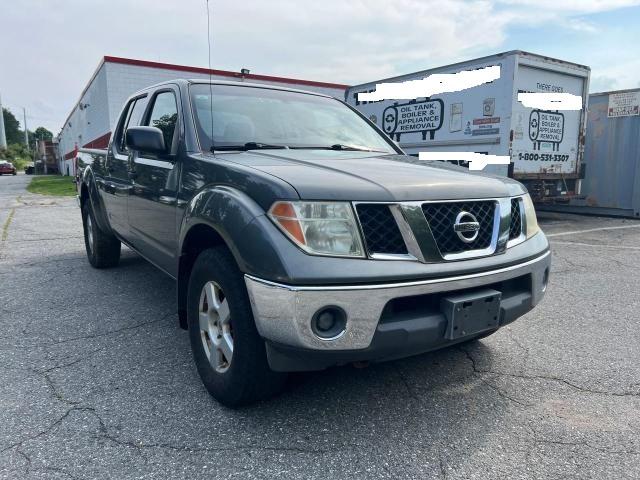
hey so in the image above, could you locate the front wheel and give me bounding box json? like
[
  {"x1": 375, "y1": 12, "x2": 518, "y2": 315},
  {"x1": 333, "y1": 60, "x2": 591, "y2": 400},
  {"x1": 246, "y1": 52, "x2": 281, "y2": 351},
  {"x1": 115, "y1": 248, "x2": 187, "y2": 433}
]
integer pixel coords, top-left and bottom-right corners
[{"x1": 187, "y1": 246, "x2": 286, "y2": 407}]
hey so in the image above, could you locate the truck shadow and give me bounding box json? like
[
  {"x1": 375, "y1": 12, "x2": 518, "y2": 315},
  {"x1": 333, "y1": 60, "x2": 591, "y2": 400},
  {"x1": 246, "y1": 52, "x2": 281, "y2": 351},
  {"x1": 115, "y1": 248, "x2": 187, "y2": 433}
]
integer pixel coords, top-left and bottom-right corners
[
  {"x1": 232, "y1": 341, "x2": 501, "y2": 467},
  {"x1": 41, "y1": 247, "x2": 503, "y2": 467}
]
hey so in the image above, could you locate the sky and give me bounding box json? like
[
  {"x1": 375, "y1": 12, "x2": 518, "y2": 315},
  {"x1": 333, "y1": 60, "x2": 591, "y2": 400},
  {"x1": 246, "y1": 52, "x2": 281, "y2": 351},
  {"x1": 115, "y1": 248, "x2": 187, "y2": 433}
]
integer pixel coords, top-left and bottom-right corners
[{"x1": 1, "y1": 0, "x2": 639, "y2": 134}]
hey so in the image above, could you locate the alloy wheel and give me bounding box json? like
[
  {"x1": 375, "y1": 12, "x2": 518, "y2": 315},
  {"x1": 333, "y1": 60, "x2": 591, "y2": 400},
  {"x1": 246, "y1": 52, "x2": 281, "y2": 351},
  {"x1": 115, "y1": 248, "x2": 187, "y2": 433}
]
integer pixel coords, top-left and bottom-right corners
[
  {"x1": 86, "y1": 215, "x2": 94, "y2": 254},
  {"x1": 198, "y1": 281, "x2": 233, "y2": 373}
]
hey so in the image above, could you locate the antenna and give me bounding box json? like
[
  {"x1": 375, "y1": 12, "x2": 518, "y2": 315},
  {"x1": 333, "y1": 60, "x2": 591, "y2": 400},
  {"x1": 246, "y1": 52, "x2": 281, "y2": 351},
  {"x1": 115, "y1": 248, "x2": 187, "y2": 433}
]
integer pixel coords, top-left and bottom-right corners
[{"x1": 206, "y1": 0, "x2": 215, "y2": 153}]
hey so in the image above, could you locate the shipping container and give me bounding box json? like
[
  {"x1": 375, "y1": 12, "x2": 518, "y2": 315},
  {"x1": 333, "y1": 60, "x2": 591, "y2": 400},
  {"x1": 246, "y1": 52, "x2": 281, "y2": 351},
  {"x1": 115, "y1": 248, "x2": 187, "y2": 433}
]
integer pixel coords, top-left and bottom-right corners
[
  {"x1": 346, "y1": 51, "x2": 591, "y2": 202},
  {"x1": 560, "y1": 88, "x2": 640, "y2": 218}
]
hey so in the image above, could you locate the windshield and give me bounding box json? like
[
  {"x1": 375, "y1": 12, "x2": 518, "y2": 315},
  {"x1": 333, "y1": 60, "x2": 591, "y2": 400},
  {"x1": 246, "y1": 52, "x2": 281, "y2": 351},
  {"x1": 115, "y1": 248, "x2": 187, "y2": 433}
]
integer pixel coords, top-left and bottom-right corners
[{"x1": 190, "y1": 84, "x2": 396, "y2": 153}]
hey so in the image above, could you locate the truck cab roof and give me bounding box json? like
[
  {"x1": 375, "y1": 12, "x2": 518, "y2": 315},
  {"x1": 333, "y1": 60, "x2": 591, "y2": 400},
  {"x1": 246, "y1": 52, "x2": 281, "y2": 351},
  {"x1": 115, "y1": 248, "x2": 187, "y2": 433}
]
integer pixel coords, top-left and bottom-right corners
[{"x1": 129, "y1": 78, "x2": 335, "y2": 100}]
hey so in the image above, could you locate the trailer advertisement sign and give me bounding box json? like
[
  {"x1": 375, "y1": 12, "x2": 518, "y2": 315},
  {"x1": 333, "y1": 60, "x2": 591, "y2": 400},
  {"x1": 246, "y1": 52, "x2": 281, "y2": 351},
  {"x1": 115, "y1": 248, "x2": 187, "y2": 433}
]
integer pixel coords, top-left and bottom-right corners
[
  {"x1": 382, "y1": 99, "x2": 444, "y2": 141},
  {"x1": 607, "y1": 91, "x2": 640, "y2": 117},
  {"x1": 529, "y1": 110, "x2": 564, "y2": 149}
]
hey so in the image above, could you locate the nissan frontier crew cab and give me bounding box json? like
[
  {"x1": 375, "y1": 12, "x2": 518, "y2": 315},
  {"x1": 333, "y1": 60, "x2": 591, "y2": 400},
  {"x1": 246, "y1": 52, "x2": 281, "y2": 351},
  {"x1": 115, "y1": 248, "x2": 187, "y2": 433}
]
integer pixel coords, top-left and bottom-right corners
[{"x1": 77, "y1": 79, "x2": 550, "y2": 407}]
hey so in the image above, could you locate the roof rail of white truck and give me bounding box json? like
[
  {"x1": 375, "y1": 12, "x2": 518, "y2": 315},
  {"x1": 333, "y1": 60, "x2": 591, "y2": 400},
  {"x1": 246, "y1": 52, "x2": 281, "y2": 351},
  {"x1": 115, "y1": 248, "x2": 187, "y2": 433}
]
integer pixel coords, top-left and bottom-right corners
[{"x1": 347, "y1": 50, "x2": 590, "y2": 90}]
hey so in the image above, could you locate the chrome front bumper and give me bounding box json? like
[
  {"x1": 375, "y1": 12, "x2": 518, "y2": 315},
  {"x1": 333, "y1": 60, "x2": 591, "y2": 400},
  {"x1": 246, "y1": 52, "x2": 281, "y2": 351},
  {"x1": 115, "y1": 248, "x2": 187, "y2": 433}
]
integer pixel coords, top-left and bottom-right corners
[{"x1": 245, "y1": 250, "x2": 551, "y2": 351}]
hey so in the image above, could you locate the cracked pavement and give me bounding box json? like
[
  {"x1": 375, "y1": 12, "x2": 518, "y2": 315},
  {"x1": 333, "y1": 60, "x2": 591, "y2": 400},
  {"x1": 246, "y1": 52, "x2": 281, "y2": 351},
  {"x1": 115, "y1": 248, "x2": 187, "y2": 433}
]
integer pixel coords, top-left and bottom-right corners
[{"x1": 1, "y1": 174, "x2": 639, "y2": 479}]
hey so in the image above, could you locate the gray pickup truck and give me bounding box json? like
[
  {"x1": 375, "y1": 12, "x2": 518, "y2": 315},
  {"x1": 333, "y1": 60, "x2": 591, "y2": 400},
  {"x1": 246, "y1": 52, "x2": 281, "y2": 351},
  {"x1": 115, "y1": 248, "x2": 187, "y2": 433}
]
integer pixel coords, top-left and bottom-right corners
[{"x1": 77, "y1": 79, "x2": 550, "y2": 406}]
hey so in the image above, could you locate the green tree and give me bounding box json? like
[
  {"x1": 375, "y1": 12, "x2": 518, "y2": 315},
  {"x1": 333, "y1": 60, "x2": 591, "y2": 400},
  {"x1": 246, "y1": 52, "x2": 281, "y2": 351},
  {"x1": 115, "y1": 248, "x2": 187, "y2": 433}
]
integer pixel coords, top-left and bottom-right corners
[
  {"x1": 34, "y1": 126, "x2": 53, "y2": 141},
  {"x1": 2, "y1": 108, "x2": 23, "y2": 145},
  {"x1": 0, "y1": 142, "x2": 31, "y2": 170},
  {"x1": 152, "y1": 113, "x2": 178, "y2": 150}
]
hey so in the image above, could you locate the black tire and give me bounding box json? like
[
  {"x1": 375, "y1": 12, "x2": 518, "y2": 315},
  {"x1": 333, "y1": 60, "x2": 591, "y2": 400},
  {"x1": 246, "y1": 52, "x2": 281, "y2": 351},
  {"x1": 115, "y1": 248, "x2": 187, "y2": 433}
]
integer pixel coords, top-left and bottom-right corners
[
  {"x1": 82, "y1": 201, "x2": 121, "y2": 268},
  {"x1": 187, "y1": 246, "x2": 286, "y2": 407}
]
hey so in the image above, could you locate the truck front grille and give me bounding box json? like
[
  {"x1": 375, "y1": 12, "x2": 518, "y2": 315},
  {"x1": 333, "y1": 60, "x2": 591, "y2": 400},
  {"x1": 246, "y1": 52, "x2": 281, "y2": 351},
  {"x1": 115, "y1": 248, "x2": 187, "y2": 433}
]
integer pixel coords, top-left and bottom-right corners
[
  {"x1": 509, "y1": 198, "x2": 522, "y2": 239},
  {"x1": 355, "y1": 204, "x2": 408, "y2": 255},
  {"x1": 421, "y1": 201, "x2": 496, "y2": 255}
]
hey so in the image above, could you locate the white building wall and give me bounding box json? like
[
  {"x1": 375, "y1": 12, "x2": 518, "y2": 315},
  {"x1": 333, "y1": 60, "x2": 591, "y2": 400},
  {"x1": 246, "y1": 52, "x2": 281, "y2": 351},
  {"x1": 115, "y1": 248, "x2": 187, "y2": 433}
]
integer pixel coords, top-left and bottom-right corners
[
  {"x1": 81, "y1": 65, "x2": 111, "y2": 144},
  {"x1": 58, "y1": 64, "x2": 110, "y2": 175}
]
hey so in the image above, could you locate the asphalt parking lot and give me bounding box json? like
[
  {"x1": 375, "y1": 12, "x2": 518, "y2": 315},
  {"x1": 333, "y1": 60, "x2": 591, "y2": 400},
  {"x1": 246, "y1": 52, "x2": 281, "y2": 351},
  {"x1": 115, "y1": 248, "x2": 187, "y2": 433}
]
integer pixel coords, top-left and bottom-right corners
[{"x1": 1, "y1": 174, "x2": 639, "y2": 479}]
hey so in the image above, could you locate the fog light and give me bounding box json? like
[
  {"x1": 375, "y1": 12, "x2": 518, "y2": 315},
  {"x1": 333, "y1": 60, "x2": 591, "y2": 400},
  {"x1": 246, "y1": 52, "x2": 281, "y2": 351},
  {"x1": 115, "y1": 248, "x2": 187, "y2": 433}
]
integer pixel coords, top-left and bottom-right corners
[
  {"x1": 316, "y1": 311, "x2": 335, "y2": 331},
  {"x1": 311, "y1": 306, "x2": 347, "y2": 340}
]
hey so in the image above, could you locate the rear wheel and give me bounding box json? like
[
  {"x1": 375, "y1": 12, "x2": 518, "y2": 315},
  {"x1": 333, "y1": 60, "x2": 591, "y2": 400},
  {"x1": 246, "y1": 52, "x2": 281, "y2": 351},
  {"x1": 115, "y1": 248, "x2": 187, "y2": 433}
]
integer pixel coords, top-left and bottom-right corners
[
  {"x1": 187, "y1": 246, "x2": 286, "y2": 407},
  {"x1": 82, "y1": 202, "x2": 121, "y2": 268}
]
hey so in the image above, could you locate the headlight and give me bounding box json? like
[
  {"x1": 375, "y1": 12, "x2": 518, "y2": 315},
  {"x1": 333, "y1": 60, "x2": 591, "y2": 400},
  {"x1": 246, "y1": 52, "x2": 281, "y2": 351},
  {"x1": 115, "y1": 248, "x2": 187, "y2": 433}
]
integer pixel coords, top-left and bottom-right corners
[
  {"x1": 268, "y1": 201, "x2": 365, "y2": 257},
  {"x1": 522, "y1": 193, "x2": 540, "y2": 238}
]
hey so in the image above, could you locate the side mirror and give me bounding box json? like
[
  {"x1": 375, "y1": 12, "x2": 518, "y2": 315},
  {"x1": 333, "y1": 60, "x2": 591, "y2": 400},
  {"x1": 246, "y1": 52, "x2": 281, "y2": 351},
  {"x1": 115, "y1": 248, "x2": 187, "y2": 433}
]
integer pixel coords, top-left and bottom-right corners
[{"x1": 125, "y1": 126, "x2": 166, "y2": 154}]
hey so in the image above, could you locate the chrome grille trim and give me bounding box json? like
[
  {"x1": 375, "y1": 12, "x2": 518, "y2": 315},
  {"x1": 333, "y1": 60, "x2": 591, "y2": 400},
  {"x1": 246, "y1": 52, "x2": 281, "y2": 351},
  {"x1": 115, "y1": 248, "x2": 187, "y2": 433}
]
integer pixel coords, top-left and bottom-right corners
[
  {"x1": 353, "y1": 202, "x2": 416, "y2": 260},
  {"x1": 354, "y1": 197, "x2": 524, "y2": 262},
  {"x1": 388, "y1": 205, "x2": 423, "y2": 262},
  {"x1": 506, "y1": 195, "x2": 527, "y2": 248}
]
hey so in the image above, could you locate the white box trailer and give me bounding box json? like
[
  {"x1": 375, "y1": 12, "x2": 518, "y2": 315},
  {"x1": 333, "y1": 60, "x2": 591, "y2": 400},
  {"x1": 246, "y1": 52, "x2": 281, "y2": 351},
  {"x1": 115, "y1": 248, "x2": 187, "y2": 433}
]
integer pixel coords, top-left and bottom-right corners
[{"x1": 346, "y1": 51, "x2": 590, "y2": 201}]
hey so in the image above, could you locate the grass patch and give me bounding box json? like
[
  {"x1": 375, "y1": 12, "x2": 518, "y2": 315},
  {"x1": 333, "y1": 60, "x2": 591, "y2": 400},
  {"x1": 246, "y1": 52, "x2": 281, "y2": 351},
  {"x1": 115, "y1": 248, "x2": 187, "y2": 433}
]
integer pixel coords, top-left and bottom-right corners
[
  {"x1": 27, "y1": 176, "x2": 77, "y2": 197},
  {"x1": 2, "y1": 208, "x2": 15, "y2": 241}
]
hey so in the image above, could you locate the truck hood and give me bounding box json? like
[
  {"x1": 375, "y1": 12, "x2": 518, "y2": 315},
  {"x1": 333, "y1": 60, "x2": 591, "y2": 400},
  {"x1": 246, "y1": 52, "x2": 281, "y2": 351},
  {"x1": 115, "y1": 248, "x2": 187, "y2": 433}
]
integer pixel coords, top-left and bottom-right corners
[{"x1": 218, "y1": 150, "x2": 526, "y2": 201}]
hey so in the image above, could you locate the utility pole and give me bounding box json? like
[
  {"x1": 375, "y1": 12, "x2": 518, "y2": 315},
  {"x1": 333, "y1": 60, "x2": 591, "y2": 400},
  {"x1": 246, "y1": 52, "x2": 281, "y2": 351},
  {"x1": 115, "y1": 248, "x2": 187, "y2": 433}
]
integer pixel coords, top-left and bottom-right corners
[
  {"x1": 23, "y1": 108, "x2": 29, "y2": 146},
  {"x1": 24, "y1": 108, "x2": 36, "y2": 173},
  {"x1": 33, "y1": 137, "x2": 38, "y2": 173},
  {"x1": 42, "y1": 131, "x2": 47, "y2": 175},
  {"x1": 0, "y1": 93, "x2": 7, "y2": 149}
]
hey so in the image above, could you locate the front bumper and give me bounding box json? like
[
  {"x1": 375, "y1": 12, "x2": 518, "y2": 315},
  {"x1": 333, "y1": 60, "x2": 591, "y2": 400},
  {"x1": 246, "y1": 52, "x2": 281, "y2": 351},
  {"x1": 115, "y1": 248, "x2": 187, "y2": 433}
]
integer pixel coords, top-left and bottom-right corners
[{"x1": 245, "y1": 249, "x2": 550, "y2": 369}]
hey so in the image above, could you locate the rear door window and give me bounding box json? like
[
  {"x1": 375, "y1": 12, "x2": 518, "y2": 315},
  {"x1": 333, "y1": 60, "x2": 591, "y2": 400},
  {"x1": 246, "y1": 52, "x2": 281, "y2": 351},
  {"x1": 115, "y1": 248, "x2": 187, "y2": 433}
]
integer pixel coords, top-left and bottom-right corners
[{"x1": 116, "y1": 96, "x2": 147, "y2": 154}]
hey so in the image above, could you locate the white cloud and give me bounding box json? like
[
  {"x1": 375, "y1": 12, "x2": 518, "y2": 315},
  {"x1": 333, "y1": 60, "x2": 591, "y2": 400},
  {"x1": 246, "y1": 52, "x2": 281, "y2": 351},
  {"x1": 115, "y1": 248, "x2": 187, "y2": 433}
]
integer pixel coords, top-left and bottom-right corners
[
  {"x1": 590, "y1": 75, "x2": 619, "y2": 92},
  {"x1": 565, "y1": 18, "x2": 599, "y2": 33},
  {"x1": 497, "y1": 0, "x2": 640, "y2": 12},
  {"x1": 589, "y1": 58, "x2": 640, "y2": 92},
  {"x1": 208, "y1": 0, "x2": 513, "y2": 81}
]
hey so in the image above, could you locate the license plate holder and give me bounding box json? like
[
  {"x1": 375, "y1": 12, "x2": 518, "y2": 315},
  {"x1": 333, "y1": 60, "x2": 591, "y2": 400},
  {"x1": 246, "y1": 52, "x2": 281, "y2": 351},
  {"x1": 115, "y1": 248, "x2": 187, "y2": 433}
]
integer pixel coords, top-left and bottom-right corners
[{"x1": 441, "y1": 289, "x2": 502, "y2": 340}]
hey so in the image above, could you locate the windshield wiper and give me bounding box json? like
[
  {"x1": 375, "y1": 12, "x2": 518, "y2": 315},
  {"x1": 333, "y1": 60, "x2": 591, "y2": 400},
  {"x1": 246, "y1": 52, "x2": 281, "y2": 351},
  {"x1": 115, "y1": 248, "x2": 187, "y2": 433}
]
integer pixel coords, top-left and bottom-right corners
[
  {"x1": 331, "y1": 144, "x2": 376, "y2": 152},
  {"x1": 290, "y1": 144, "x2": 389, "y2": 153},
  {"x1": 211, "y1": 143, "x2": 390, "y2": 153},
  {"x1": 211, "y1": 142, "x2": 289, "y2": 152}
]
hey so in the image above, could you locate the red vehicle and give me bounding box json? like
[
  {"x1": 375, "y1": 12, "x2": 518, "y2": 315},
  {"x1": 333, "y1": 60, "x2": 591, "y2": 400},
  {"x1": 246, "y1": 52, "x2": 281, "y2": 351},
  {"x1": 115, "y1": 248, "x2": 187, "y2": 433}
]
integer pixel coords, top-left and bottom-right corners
[{"x1": 0, "y1": 161, "x2": 17, "y2": 175}]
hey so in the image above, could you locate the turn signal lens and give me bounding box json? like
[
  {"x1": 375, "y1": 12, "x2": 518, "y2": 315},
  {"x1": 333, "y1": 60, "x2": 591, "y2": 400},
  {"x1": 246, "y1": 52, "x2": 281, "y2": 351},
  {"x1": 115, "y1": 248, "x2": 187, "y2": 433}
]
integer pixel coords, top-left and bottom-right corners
[
  {"x1": 268, "y1": 201, "x2": 365, "y2": 257},
  {"x1": 270, "y1": 202, "x2": 306, "y2": 244}
]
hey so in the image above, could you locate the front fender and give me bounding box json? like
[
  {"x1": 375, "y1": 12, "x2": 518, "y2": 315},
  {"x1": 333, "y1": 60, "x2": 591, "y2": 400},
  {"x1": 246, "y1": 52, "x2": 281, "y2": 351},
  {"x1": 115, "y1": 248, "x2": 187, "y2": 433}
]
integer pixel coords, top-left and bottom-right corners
[
  {"x1": 179, "y1": 185, "x2": 289, "y2": 278},
  {"x1": 177, "y1": 185, "x2": 296, "y2": 328},
  {"x1": 81, "y1": 165, "x2": 112, "y2": 233}
]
